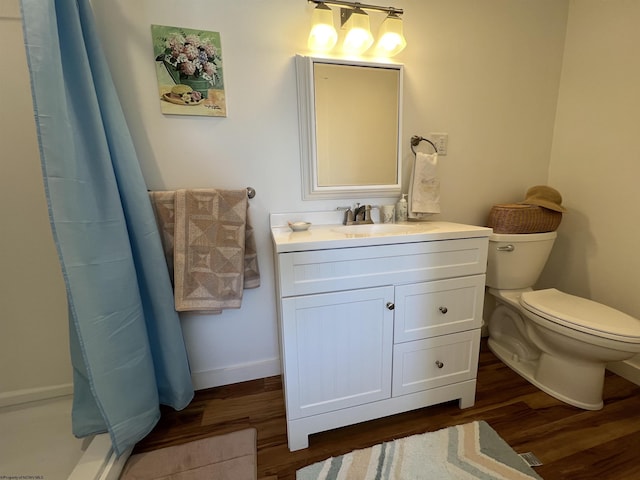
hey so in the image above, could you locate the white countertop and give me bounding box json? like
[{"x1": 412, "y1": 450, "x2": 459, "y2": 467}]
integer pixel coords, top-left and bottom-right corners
[{"x1": 270, "y1": 211, "x2": 492, "y2": 253}]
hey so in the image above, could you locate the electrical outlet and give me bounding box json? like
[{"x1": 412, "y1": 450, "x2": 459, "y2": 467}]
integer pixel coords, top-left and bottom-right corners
[{"x1": 429, "y1": 133, "x2": 448, "y2": 156}]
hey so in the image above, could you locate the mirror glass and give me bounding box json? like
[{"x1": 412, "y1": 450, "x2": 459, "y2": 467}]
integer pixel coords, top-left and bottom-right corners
[{"x1": 296, "y1": 55, "x2": 403, "y2": 200}]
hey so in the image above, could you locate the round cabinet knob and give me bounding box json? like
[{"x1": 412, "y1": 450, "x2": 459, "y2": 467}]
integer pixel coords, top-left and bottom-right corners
[
  {"x1": 435, "y1": 360, "x2": 444, "y2": 369},
  {"x1": 386, "y1": 302, "x2": 395, "y2": 310},
  {"x1": 439, "y1": 306, "x2": 448, "y2": 314}
]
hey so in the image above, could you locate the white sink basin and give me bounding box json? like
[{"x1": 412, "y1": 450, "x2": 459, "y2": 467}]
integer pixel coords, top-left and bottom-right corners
[{"x1": 331, "y1": 223, "x2": 417, "y2": 236}]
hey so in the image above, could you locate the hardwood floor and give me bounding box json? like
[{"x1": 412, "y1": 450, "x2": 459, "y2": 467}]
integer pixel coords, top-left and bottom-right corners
[{"x1": 134, "y1": 339, "x2": 640, "y2": 479}]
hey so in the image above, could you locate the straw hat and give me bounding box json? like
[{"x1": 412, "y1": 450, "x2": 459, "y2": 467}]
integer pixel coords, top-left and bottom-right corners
[{"x1": 519, "y1": 185, "x2": 567, "y2": 212}]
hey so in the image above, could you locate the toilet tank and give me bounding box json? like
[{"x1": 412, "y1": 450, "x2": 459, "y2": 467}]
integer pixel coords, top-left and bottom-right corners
[{"x1": 486, "y1": 231, "x2": 557, "y2": 289}]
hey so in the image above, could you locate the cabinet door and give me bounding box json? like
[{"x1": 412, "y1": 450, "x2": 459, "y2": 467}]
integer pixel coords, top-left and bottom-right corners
[
  {"x1": 281, "y1": 286, "x2": 394, "y2": 420},
  {"x1": 394, "y1": 275, "x2": 485, "y2": 343}
]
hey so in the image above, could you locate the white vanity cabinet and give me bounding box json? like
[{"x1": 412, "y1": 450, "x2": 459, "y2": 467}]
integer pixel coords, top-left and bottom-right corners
[{"x1": 271, "y1": 218, "x2": 490, "y2": 451}]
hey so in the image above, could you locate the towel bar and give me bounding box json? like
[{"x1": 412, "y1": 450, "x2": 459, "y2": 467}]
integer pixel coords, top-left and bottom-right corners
[
  {"x1": 148, "y1": 187, "x2": 256, "y2": 199},
  {"x1": 410, "y1": 135, "x2": 438, "y2": 155}
]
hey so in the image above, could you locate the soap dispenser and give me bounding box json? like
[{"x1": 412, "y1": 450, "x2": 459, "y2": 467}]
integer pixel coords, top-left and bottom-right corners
[{"x1": 396, "y1": 194, "x2": 408, "y2": 222}]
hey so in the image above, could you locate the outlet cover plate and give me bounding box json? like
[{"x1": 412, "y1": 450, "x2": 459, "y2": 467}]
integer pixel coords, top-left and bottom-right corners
[{"x1": 429, "y1": 133, "x2": 448, "y2": 156}]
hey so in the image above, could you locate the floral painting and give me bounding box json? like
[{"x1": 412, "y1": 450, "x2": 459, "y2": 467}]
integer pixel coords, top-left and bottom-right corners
[{"x1": 151, "y1": 24, "x2": 227, "y2": 117}]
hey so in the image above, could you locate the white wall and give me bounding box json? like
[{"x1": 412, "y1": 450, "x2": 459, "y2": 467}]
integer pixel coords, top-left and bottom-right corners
[
  {"x1": 90, "y1": 0, "x2": 569, "y2": 388},
  {"x1": 0, "y1": 0, "x2": 71, "y2": 404},
  {"x1": 541, "y1": 0, "x2": 640, "y2": 320},
  {"x1": 2, "y1": 0, "x2": 570, "y2": 395}
]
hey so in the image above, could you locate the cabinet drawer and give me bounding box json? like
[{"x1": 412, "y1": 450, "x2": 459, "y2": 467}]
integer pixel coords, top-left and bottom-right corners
[
  {"x1": 392, "y1": 329, "x2": 481, "y2": 397},
  {"x1": 277, "y1": 237, "x2": 488, "y2": 297},
  {"x1": 394, "y1": 275, "x2": 485, "y2": 343}
]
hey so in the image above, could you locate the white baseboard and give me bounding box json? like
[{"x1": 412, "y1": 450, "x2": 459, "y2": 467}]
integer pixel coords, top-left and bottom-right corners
[
  {"x1": 608, "y1": 359, "x2": 640, "y2": 386},
  {"x1": 191, "y1": 357, "x2": 281, "y2": 390},
  {"x1": 0, "y1": 383, "x2": 73, "y2": 408},
  {"x1": 1, "y1": 359, "x2": 283, "y2": 405}
]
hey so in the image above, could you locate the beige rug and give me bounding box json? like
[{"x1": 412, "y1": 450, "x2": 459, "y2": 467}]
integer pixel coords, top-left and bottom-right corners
[{"x1": 120, "y1": 428, "x2": 257, "y2": 480}]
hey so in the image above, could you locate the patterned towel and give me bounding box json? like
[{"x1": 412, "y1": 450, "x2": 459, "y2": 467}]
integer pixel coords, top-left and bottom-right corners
[
  {"x1": 409, "y1": 152, "x2": 441, "y2": 218},
  {"x1": 149, "y1": 189, "x2": 260, "y2": 313},
  {"x1": 149, "y1": 191, "x2": 177, "y2": 282}
]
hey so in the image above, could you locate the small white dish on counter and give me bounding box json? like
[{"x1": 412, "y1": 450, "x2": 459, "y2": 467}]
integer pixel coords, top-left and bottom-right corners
[{"x1": 288, "y1": 221, "x2": 312, "y2": 232}]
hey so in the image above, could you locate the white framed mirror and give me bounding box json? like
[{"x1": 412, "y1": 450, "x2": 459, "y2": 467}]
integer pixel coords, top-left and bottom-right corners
[{"x1": 295, "y1": 55, "x2": 403, "y2": 200}]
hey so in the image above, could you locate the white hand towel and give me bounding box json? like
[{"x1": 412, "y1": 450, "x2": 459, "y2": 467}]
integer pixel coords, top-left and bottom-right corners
[{"x1": 409, "y1": 152, "x2": 441, "y2": 217}]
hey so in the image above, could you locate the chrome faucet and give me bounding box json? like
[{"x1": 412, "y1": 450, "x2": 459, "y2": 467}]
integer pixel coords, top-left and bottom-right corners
[
  {"x1": 352, "y1": 203, "x2": 374, "y2": 225},
  {"x1": 338, "y1": 206, "x2": 354, "y2": 225},
  {"x1": 338, "y1": 204, "x2": 374, "y2": 225},
  {"x1": 344, "y1": 207, "x2": 354, "y2": 225},
  {"x1": 354, "y1": 204, "x2": 366, "y2": 222}
]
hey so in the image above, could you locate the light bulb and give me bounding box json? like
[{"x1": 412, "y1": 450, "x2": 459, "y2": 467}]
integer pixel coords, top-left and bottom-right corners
[
  {"x1": 342, "y1": 8, "x2": 373, "y2": 55},
  {"x1": 374, "y1": 13, "x2": 406, "y2": 57},
  {"x1": 308, "y1": 3, "x2": 338, "y2": 52}
]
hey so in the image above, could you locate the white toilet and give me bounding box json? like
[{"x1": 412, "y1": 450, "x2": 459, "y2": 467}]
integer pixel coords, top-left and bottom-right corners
[{"x1": 486, "y1": 231, "x2": 640, "y2": 410}]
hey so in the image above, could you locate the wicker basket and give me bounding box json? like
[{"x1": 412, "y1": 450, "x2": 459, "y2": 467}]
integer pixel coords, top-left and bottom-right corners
[{"x1": 487, "y1": 203, "x2": 562, "y2": 234}]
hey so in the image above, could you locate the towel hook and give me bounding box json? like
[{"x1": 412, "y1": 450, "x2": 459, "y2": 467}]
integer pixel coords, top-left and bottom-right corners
[
  {"x1": 410, "y1": 135, "x2": 438, "y2": 155},
  {"x1": 246, "y1": 187, "x2": 256, "y2": 199}
]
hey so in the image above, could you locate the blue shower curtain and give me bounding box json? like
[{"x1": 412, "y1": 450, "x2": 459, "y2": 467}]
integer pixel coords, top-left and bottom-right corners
[{"x1": 20, "y1": 0, "x2": 194, "y2": 456}]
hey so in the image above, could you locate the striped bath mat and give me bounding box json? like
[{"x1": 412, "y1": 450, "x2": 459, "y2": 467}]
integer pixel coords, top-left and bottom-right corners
[{"x1": 296, "y1": 421, "x2": 542, "y2": 480}]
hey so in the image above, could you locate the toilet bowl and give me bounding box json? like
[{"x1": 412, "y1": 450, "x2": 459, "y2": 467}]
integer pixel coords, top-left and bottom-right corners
[{"x1": 486, "y1": 232, "x2": 640, "y2": 410}]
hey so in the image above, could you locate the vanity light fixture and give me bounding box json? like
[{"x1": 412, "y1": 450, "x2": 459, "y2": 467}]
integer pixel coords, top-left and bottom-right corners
[
  {"x1": 306, "y1": 0, "x2": 406, "y2": 57},
  {"x1": 308, "y1": 2, "x2": 338, "y2": 51}
]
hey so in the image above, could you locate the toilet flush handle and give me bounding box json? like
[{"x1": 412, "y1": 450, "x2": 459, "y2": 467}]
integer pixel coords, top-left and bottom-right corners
[{"x1": 497, "y1": 244, "x2": 515, "y2": 252}]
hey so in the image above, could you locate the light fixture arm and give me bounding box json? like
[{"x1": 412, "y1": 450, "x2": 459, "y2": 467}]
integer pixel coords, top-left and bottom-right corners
[{"x1": 308, "y1": 0, "x2": 403, "y2": 17}]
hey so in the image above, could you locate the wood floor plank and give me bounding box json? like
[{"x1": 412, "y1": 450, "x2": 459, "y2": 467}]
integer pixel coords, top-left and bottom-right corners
[
  {"x1": 507, "y1": 396, "x2": 640, "y2": 464},
  {"x1": 201, "y1": 390, "x2": 285, "y2": 426},
  {"x1": 133, "y1": 340, "x2": 640, "y2": 480},
  {"x1": 538, "y1": 430, "x2": 640, "y2": 479}
]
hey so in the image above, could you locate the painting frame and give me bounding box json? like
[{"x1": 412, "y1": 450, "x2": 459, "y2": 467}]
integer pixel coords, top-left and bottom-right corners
[{"x1": 151, "y1": 24, "x2": 227, "y2": 117}]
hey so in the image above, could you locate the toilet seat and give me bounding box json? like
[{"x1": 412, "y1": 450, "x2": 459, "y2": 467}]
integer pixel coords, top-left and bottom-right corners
[{"x1": 520, "y1": 288, "x2": 640, "y2": 343}]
